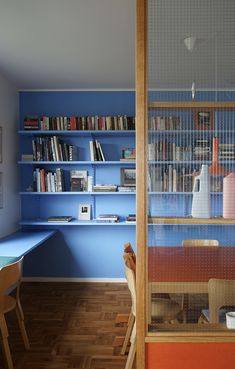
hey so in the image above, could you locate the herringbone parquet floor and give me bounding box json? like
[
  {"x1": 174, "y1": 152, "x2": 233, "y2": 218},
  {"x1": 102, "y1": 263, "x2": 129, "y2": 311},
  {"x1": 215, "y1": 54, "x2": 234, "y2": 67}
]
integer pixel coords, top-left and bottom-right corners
[{"x1": 4, "y1": 282, "x2": 133, "y2": 369}]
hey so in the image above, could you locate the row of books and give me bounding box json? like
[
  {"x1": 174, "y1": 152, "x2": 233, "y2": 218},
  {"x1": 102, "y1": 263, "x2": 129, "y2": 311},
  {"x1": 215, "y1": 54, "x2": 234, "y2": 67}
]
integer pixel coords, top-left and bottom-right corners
[
  {"x1": 32, "y1": 136, "x2": 77, "y2": 161},
  {"x1": 31, "y1": 168, "x2": 135, "y2": 192},
  {"x1": 149, "y1": 166, "x2": 194, "y2": 193},
  {"x1": 23, "y1": 115, "x2": 135, "y2": 131},
  {"x1": 149, "y1": 165, "x2": 223, "y2": 193},
  {"x1": 149, "y1": 116, "x2": 181, "y2": 130},
  {"x1": 89, "y1": 140, "x2": 105, "y2": 161},
  {"x1": 33, "y1": 168, "x2": 65, "y2": 192},
  {"x1": 148, "y1": 142, "x2": 193, "y2": 161}
]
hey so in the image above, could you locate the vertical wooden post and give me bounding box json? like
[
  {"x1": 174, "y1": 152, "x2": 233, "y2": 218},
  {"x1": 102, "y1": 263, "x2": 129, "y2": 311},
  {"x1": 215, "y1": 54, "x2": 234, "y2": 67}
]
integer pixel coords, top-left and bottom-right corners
[{"x1": 136, "y1": 0, "x2": 148, "y2": 369}]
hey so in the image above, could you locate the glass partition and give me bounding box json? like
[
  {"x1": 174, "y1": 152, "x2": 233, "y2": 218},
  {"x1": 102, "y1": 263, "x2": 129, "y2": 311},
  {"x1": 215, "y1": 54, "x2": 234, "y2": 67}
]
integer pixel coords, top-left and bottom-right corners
[{"x1": 147, "y1": 0, "x2": 235, "y2": 333}]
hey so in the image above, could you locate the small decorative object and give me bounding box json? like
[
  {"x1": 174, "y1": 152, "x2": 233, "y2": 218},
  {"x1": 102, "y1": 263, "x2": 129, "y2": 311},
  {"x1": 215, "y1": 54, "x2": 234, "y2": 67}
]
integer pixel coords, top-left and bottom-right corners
[
  {"x1": 78, "y1": 204, "x2": 91, "y2": 221},
  {"x1": 121, "y1": 148, "x2": 136, "y2": 161},
  {"x1": 194, "y1": 110, "x2": 214, "y2": 130},
  {"x1": 121, "y1": 168, "x2": 136, "y2": 187},
  {"x1": 223, "y1": 173, "x2": 235, "y2": 219},
  {"x1": 191, "y1": 164, "x2": 210, "y2": 218},
  {"x1": 226, "y1": 312, "x2": 235, "y2": 329}
]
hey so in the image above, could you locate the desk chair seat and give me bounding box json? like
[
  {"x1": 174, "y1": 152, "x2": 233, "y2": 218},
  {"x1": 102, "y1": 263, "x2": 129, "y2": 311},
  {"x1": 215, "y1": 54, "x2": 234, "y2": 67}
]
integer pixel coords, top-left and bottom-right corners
[{"x1": 0, "y1": 257, "x2": 30, "y2": 369}]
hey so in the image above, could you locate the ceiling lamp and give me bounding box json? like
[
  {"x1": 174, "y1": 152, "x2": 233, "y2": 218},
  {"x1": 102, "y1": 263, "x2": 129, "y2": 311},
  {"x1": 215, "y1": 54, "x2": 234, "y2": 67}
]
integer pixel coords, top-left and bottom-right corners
[{"x1": 184, "y1": 36, "x2": 197, "y2": 52}]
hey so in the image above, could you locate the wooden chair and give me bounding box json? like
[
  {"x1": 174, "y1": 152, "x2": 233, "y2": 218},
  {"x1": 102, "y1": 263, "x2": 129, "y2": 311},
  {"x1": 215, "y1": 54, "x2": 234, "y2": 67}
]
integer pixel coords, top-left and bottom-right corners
[
  {"x1": 0, "y1": 256, "x2": 30, "y2": 369},
  {"x1": 124, "y1": 255, "x2": 181, "y2": 369},
  {"x1": 181, "y1": 239, "x2": 219, "y2": 322},
  {"x1": 199, "y1": 279, "x2": 235, "y2": 324}
]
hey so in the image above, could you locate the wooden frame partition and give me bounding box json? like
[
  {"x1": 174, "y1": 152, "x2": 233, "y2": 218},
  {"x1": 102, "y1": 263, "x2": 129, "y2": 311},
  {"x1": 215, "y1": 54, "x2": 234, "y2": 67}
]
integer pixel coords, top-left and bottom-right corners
[{"x1": 136, "y1": 0, "x2": 148, "y2": 368}]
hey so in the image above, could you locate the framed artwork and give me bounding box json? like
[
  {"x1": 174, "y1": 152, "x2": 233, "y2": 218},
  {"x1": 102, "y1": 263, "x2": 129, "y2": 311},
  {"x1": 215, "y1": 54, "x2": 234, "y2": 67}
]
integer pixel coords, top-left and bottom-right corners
[
  {"x1": 194, "y1": 110, "x2": 214, "y2": 130},
  {"x1": 121, "y1": 168, "x2": 136, "y2": 187},
  {"x1": 0, "y1": 127, "x2": 2, "y2": 163},
  {"x1": 78, "y1": 203, "x2": 91, "y2": 220}
]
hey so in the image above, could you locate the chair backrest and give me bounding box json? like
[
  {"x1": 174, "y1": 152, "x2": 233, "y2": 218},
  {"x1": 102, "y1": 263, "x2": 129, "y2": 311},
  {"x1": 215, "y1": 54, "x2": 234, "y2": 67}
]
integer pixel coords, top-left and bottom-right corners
[
  {"x1": 0, "y1": 256, "x2": 23, "y2": 295},
  {"x1": 182, "y1": 239, "x2": 219, "y2": 247},
  {"x1": 208, "y1": 279, "x2": 235, "y2": 323},
  {"x1": 123, "y1": 242, "x2": 136, "y2": 273},
  {"x1": 125, "y1": 263, "x2": 136, "y2": 317}
]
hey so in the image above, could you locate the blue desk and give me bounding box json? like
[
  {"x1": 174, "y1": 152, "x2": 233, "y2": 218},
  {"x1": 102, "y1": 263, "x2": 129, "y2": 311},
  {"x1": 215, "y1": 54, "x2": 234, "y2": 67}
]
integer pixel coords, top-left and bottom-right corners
[
  {"x1": 0, "y1": 256, "x2": 17, "y2": 268},
  {"x1": 0, "y1": 230, "x2": 56, "y2": 258}
]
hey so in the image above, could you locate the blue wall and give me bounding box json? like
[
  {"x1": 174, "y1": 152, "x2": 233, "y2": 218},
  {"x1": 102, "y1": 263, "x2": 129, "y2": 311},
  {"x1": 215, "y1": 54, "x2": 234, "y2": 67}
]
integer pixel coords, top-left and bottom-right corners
[{"x1": 19, "y1": 91, "x2": 136, "y2": 278}]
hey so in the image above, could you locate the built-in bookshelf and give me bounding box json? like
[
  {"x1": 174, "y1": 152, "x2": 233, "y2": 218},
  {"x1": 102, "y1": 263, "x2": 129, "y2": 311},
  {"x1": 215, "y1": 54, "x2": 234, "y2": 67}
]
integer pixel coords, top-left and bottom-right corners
[
  {"x1": 148, "y1": 101, "x2": 235, "y2": 221},
  {"x1": 19, "y1": 120, "x2": 136, "y2": 225}
]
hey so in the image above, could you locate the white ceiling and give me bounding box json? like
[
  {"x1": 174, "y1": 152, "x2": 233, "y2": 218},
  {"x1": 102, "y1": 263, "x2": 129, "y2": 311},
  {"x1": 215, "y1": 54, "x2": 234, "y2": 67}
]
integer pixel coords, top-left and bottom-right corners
[
  {"x1": 0, "y1": 0, "x2": 234, "y2": 90},
  {"x1": 0, "y1": 0, "x2": 135, "y2": 89}
]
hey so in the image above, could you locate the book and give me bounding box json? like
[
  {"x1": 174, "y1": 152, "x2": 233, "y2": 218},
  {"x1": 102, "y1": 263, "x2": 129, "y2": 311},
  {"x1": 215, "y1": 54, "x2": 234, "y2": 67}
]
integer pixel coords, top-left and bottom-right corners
[{"x1": 47, "y1": 216, "x2": 72, "y2": 222}]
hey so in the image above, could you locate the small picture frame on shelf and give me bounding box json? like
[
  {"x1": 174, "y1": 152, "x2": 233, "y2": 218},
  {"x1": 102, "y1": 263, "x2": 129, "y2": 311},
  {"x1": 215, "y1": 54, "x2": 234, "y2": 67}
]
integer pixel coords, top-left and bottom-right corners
[
  {"x1": 194, "y1": 110, "x2": 214, "y2": 130},
  {"x1": 120, "y1": 168, "x2": 136, "y2": 187},
  {"x1": 78, "y1": 203, "x2": 91, "y2": 221},
  {"x1": 121, "y1": 148, "x2": 136, "y2": 161}
]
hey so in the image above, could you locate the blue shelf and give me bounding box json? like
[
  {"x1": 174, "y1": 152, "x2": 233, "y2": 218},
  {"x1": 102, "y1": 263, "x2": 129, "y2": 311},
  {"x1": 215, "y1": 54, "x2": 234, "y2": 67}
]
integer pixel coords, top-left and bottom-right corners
[
  {"x1": 18, "y1": 160, "x2": 136, "y2": 165},
  {"x1": 19, "y1": 191, "x2": 136, "y2": 195},
  {"x1": 18, "y1": 130, "x2": 135, "y2": 136},
  {"x1": 20, "y1": 219, "x2": 136, "y2": 226}
]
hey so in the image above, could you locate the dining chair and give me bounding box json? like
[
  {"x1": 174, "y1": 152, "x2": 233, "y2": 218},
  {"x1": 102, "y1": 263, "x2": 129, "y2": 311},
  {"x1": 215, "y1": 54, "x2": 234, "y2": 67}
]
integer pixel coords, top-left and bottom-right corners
[
  {"x1": 123, "y1": 254, "x2": 181, "y2": 369},
  {"x1": 199, "y1": 278, "x2": 235, "y2": 324},
  {"x1": 0, "y1": 256, "x2": 30, "y2": 369},
  {"x1": 181, "y1": 239, "x2": 219, "y2": 322}
]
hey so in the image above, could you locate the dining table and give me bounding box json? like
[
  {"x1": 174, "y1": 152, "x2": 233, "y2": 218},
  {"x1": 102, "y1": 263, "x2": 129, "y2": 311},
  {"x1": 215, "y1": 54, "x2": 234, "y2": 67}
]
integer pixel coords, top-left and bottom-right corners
[{"x1": 148, "y1": 246, "x2": 235, "y2": 322}]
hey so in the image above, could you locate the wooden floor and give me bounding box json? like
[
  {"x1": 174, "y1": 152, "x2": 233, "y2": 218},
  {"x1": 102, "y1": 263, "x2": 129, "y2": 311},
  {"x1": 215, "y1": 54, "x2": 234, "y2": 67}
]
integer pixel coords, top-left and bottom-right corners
[{"x1": 4, "y1": 282, "x2": 132, "y2": 369}]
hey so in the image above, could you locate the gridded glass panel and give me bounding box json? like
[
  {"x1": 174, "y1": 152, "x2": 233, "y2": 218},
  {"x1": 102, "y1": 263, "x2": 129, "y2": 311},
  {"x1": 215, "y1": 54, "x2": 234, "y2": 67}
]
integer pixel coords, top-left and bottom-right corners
[{"x1": 147, "y1": 0, "x2": 235, "y2": 333}]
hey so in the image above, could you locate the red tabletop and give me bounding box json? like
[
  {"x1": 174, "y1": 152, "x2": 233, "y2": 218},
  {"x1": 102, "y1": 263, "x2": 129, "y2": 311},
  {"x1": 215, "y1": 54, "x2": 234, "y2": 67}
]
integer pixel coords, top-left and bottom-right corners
[{"x1": 148, "y1": 246, "x2": 235, "y2": 282}]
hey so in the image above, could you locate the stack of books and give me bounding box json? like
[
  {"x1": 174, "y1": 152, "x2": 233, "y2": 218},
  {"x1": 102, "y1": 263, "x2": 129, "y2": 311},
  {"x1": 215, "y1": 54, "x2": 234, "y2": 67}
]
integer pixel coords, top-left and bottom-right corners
[
  {"x1": 24, "y1": 116, "x2": 40, "y2": 130},
  {"x1": 118, "y1": 186, "x2": 136, "y2": 192},
  {"x1": 125, "y1": 214, "x2": 136, "y2": 223},
  {"x1": 96, "y1": 214, "x2": 119, "y2": 223},
  {"x1": 47, "y1": 216, "x2": 72, "y2": 222},
  {"x1": 93, "y1": 184, "x2": 117, "y2": 192}
]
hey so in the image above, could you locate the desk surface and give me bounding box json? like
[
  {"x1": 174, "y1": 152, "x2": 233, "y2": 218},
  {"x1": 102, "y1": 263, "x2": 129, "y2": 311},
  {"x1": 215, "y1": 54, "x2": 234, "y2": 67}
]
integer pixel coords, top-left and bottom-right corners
[
  {"x1": 148, "y1": 246, "x2": 235, "y2": 282},
  {"x1": 0, "y1": 230, "x2": 56, "y2": 257}
]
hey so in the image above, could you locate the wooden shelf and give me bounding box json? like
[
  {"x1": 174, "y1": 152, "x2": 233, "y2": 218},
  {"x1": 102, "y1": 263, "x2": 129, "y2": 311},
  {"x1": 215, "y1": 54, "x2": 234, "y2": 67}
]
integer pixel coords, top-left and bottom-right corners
[
  {"x1": 148, "y1": 101, "x2": 235, "y2": 110},
  {"x1": 149, "y1": 217, "x2": 235, "y2": 225}
]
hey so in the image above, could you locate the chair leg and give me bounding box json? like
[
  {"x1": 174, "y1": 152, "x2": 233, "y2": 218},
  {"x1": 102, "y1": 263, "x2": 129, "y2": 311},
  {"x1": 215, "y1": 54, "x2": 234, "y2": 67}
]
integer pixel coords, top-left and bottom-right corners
[
  {"x1": 124, "y1": 322, "x2": 136, "y2": 369},
  {"x1": 16, "y1": 302, "x2": 30, "y2": 350},
  {"x1": 0, "y1": 316, "x2": 14, "y2": 369},
  {"x1": 181, "y1": 293, "x2": 189, "y2": 323},
  {"x1": 121, "y1": 313, "x2": 135, "y2": 355}
]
